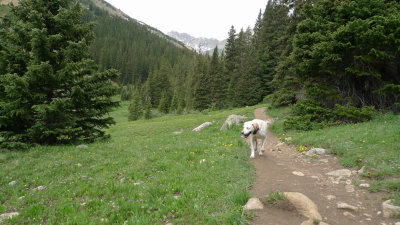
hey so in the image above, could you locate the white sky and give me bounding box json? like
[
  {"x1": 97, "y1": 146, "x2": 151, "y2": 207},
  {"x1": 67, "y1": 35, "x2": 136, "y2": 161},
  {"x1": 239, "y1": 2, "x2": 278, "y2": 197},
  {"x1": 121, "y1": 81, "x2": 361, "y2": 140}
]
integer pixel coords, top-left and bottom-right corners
[{"x1": 104, "y1": 0, "x2": 267, "y2": 40}]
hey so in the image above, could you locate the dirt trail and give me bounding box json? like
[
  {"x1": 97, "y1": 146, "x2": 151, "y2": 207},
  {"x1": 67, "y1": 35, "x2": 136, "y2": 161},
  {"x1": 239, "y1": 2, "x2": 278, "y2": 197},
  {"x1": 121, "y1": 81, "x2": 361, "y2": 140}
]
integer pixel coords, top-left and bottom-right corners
[{"x1": 249, "y1": 107, "x2": 397, "y2": 225}]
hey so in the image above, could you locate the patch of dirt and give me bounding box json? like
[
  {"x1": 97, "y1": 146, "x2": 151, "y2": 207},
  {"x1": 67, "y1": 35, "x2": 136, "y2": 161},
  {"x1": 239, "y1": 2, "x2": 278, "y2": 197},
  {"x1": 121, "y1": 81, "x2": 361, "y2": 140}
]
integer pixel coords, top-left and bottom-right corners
[{"x1": 249, "y1": 107, "x2": 397, "y2": 225}]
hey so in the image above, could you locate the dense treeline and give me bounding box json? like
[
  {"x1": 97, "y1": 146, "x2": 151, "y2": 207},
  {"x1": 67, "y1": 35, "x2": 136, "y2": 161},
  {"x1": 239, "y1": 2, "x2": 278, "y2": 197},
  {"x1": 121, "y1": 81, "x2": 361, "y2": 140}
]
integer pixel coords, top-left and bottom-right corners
[
  {"x1": 81, "y1": 0, "x2": 194, "y2": 84},
  {"x1": 130, "y1": 0, "x2": 400, "y2": 130}
]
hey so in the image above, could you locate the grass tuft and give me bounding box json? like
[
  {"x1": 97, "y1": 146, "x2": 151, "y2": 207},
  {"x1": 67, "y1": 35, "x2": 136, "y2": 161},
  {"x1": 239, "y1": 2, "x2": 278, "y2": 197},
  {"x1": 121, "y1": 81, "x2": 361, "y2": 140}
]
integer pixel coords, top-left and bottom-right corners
[{"x1": 266, "y1": 190, "x2": 286, "y2": 204}]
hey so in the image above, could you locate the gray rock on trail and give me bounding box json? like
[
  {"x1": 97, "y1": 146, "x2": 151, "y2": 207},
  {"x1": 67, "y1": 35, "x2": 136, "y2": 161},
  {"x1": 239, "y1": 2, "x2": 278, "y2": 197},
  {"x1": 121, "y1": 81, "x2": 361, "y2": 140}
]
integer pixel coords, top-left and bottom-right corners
[
  {"x1": 192, "y1": 122, "x2": 212, "y2": 132},
  {"x1": 283, "y1": 192, "x2": 322, "y2": 225},
  {"x1": 292, "y1": 171, "x2": 305, "y2": 176},
  {"x1": 220, "y1": 114, "x2": 246, "y2": 131},
  {"x1": 337, "y1": 202, "x2": 358, "y2": 212},
  {"x1": 326, "y1": 169, "x2": 352, "y2": 177},
  {"x1": 244, "y1": 197, "x2": 264, "y2": 210},
  {"x1": 382, "y1": 199, "x2": 400, "y2": 218},
  {"x1": 306, "y1": 148, "x2": 327, "y2": 155},
  {"x1": 0, "y1": 212, "x2": 19, "y2": 223}
]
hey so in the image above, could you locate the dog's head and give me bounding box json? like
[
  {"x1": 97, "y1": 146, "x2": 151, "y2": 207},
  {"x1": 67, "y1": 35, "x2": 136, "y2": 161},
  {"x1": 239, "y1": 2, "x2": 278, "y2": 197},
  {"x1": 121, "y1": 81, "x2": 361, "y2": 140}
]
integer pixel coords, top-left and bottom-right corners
[{"x1": 241, "y1": 121, "x2": 259, "y2": 138}]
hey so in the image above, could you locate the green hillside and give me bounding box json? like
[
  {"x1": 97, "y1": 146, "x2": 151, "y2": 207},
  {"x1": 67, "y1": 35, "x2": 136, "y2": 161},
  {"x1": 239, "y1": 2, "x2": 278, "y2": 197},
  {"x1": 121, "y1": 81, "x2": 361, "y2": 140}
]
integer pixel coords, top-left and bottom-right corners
[{"x1": 0, "y1": 102, "x2": 257, "y2": 224}]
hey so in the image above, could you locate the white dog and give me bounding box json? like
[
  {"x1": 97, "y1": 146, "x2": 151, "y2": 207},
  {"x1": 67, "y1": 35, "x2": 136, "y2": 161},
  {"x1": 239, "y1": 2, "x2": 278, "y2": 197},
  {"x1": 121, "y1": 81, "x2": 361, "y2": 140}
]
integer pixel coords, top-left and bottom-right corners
[{"x1": 241, "y1": 119, "x2": 269, "y2": 158}]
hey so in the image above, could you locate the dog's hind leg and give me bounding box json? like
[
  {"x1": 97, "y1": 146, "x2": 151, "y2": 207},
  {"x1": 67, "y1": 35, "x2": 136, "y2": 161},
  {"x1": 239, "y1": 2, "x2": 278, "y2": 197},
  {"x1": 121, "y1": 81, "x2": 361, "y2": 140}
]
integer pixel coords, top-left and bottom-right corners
[{"x1": 259, "y1": 137, "x2": 267, "y2": 156}]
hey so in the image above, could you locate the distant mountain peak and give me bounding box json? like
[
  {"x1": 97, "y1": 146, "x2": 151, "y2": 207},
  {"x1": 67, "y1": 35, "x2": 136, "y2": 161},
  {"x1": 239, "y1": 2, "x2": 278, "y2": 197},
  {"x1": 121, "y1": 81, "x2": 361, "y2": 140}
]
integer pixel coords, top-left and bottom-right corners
[{"x1": 167, "y1": 31, "x2": 226, "y2": 54}]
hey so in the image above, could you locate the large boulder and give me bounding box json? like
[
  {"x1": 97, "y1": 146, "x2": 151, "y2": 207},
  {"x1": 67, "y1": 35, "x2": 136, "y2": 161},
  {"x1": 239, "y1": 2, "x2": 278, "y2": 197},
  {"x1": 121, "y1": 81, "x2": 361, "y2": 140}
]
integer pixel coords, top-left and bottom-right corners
[{"x1": 220, "y1": 115, "x2": 246, "y2": 131}]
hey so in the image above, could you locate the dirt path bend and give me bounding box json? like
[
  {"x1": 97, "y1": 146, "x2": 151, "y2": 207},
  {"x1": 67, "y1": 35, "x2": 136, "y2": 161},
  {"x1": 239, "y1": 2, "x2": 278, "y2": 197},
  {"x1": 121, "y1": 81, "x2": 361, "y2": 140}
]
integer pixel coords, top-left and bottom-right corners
[{"x1": 249, "y1": 107, "x2": 397, "y2": 225}]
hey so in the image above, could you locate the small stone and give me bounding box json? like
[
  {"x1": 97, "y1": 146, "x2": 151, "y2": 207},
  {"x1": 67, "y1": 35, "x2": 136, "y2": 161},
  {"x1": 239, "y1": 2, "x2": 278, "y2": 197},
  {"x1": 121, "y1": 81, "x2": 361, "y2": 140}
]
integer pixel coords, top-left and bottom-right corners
[
  {"x1": 165, "y1": 223, "x2": 173, "y2": 225},
  {"x1": 319, "y1": 222, "x2": 330, "y2": 225},
  {"x1": 275, "y1": 142, "x2": 284, "y2": 147},
  {"x1": 8, "y1": 180, "x2": 16, "y2": 186},
  {"x1": 18, "y1": 196, "x2": 25, "y2": 200},
  {"x1": 311, "y1": 176, "x2": 319, "y2": 179},
  {"x1": 285, "y1": 137, "x2": 292, "y2": 142},
  {"x1": 292, "y1": 171, "x2": 305, "y2": 176},
  {"x1": 337, "y1": 202, "x2": 358, "y2": 211},
  {"x1": 133, "y1": 182, "x2": 141, "y2": 186},
  {"x1": 318, "y1": 159, "x2": 329, "y2": 163},
  {"x1": 76, "y1": 144, "x2": 88, "y2": 149},
  {"x1": 306, "y1": 148, "x2": 327, "y2": 155},
  {"x1": 345, "y1": 184, "x2": 355, "y2": 193},
  {"x1": 395, "y1": 222, "x2": 400, "y2": 225},
  {"x1": 382, "y1": 199, "x2": 400, "y2": 218},
  {"x1": 359, "y1": 183, "x2": 370, "y2": 188},
  {"x1": 326, "y1": 195, "x2": 336, "y2": 201},
  {"x1": 37, "y1": 186, "x2": 46, "y2": 191},
  {"x1": 343, "y1": 211, "x2": 355, "y2": 217},
  {"x1": 326, "y1": 169, "x2": 352, "y2": 177},
  {"x1": 377, "y1": 211, "x2": 381, "y2": 215},
  {"x1": 76, "y1": 163, "x2": 82, "y2": 167},
  {"x1": 365, "y1": 218, "x2": 371, "y2": 221},
  {"x1": 363, "y1": 213, "x2": 372, "y2": 217},
  {"x1": 0, "y1": 212, "x2": 19, "y2": 222},
  {"x1": 244, "y1": 198, "x2": 264, "y2": 210},
  {"x1": 358, "y1": 166, "x2": 365, "y2": 174}
]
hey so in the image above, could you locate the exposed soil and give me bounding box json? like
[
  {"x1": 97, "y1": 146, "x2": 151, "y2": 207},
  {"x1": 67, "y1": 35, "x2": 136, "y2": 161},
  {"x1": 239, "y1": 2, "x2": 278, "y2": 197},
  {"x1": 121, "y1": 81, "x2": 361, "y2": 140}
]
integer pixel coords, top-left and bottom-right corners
[{"x1": 248, "y1": 107, "x2": 398, "y2": 225}]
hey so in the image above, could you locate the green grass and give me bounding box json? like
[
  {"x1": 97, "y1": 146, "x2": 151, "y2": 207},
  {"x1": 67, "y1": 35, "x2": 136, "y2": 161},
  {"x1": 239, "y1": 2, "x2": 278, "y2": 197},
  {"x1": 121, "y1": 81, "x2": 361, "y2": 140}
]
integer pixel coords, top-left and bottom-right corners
[
  {"x1": 267, "y1": 105, "x2": 400, "y2": 200},
  {"x1": 0, "y1": 102, "x2": 260, "y2": 224},
  {"x1": 265, "y1": 190, "x2": 286, "y2": 204}
]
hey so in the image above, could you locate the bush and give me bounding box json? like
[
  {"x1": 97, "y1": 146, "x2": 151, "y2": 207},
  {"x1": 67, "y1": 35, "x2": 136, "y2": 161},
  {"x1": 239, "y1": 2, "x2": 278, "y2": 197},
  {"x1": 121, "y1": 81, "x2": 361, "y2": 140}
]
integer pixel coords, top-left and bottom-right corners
[{"x1": 283, "y1": 100, "x2": 376, "y2": 131}]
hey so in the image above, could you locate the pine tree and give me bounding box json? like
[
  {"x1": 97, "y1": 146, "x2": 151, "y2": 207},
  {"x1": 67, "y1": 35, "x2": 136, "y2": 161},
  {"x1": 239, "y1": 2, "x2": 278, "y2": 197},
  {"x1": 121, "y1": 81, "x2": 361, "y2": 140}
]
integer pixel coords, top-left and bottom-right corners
[
  {"x1": 193, "y1": 56, "x2": 211, "y2": 111},
  {"x1": 128, "y1": 89, "x2": 143, "y2": 121},
  {"x1": 144, "y1": 98, "x2": 152, "y2": 120},
  {"x1": 169, "y1": 91, "x2": 178, "y2": 113},
  {"x1": 0, "y1": 0, "x2": 119, "y2": 148},
  {"x1": 158, "y1": 91, "x2": 170, "y2": 114},
  {"x1": 209, "y1": 47, "x2": 226, "y2": 109}
]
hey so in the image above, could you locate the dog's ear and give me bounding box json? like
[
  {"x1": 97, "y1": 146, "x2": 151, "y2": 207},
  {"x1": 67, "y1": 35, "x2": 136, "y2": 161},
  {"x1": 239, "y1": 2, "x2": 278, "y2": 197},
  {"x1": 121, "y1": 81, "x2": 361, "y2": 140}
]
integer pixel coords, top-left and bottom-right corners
[{"x1": 252, "y1": 123, "x2": 259, "y2": 134}]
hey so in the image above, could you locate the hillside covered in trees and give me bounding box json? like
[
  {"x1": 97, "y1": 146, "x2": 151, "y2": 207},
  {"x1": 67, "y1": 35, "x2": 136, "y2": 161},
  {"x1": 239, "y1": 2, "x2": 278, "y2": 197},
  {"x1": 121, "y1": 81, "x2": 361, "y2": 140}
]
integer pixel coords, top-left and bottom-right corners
[{"x1": 131, "y1": 0, "x2": 400, "y2": 129}]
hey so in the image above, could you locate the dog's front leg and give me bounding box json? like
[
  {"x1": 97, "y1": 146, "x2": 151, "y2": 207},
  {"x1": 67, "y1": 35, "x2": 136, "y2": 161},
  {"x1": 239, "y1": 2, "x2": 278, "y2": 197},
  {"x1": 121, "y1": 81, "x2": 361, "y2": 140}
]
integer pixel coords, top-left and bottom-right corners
[
  {"x1": 250, "y1": 136, "x2": 256, "y2": 158},
  {"x1": 259, "y1": 137, "x2": 267, "y2": 156}
]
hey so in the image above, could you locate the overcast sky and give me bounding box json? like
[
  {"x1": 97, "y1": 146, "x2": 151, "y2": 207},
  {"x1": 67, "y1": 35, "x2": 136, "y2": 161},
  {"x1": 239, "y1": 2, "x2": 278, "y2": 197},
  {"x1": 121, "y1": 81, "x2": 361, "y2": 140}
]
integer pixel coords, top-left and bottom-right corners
[{"x1": 104, "y1": 0, "x2": 267, "y2": 40}]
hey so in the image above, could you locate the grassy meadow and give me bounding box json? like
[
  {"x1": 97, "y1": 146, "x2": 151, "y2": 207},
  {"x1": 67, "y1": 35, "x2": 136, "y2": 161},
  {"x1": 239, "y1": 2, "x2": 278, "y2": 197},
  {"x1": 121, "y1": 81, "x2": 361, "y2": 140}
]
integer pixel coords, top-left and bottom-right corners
[
  {"x1": 267, "y1": 106, "x2": 400, "y2": 201},
  {"x1": 0, "y1": 102, "x2": 260, "y2": 224}
]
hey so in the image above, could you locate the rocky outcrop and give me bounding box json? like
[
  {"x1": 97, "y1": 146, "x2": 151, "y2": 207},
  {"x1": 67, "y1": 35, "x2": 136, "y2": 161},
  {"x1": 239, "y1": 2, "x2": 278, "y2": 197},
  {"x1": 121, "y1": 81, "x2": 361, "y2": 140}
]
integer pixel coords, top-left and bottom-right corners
[{"x1": 220, "y1": 115, "x2": 246, "y2": 131}]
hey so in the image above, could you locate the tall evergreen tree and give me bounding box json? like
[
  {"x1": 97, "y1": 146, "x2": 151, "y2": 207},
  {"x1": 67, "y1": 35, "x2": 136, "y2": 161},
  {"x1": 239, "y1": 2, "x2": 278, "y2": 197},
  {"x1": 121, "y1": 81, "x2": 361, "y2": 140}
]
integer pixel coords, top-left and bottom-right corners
[
  {"x1": 158, "y1": 91, "x2": 170, "y2": 114},
  {"x1": 193, "y1": 56, "x2": 211, "y2": 111},
  {"x1": 128, "y1": 89, "x2": 143, "y2": 121},
  {"x1": 209, "y1": 47, "x2": 226, "y2": 109},
  {"x1": 257, "y1": 0, "x2": 290, "y2": 95},
  {"x1": 0, "y1": 0, "x2": 119, "y2": 148}
]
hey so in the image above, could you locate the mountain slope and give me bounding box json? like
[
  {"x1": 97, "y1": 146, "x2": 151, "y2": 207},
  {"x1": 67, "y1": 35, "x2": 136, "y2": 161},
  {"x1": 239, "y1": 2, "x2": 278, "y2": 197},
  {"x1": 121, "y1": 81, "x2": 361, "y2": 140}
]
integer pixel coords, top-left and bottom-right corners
[
  {"x1": 168, "y1": 31, "x2": 226, "y2": 54},
  {"x1": 0, "y1": 0, "x2": 195, "y2": 84}
]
